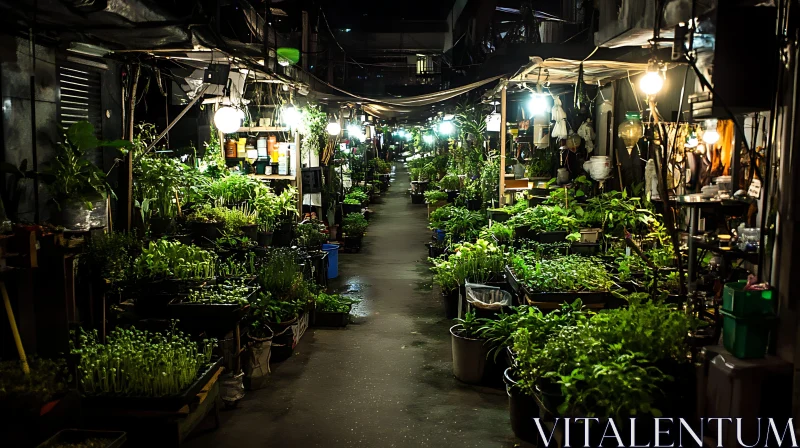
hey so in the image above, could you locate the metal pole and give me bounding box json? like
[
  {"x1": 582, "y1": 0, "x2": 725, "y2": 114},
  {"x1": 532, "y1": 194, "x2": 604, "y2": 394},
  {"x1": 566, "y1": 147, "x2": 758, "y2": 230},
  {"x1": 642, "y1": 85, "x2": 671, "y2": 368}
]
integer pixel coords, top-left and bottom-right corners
[
  {"x1": 499, "y1": 80, "x2": 507, "y2": 206},
  {"x1": 144, "y1": 84, "x2": 211, "y2": 153}
]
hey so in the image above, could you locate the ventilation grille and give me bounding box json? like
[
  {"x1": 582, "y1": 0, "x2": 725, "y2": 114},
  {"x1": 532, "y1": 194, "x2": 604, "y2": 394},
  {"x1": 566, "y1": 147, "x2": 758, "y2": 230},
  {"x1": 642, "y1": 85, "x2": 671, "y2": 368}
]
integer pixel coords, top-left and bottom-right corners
[{"x1": 57, "y1": 63, "x2": 103, "y2": 135}]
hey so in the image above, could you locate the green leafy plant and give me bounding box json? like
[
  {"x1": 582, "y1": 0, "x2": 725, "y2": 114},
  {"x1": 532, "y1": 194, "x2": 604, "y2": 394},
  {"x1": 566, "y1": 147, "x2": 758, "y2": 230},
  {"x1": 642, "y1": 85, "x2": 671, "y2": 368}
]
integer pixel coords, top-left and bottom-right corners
[
  {"x1": 133, "y1": 239, "x2": 216, "y2": 280},
  {"x1": 453, "y1": 310, "x2": 482, "y2": 338},
  {"x1": 79, "y1": 231, "x2": 140, "y2": 284},
  {"x1": 342, "y1": 213, "x2": 368, "y2": 237},
  {"x1": 510, "y1": 254, "x2": 611, "y2": 293},
  {"x1": 480, "y1": 222, "x2": 513, "y2": 243},
  {"x1": 443, "y1": 206, "x2": 485, "y2": 241},
  {"x1": 424, "y1": 190, "x2": 448, "y2": 204},
  {"x1": 299, "y1": 104, "x2": 328, "y2": 156},
  {"x1": 43, "y1": 121, "x2": 131, "y2": 209},
  {"x1": 316, "y1": 292, "x2": 360, "y2": 313},
  {"x1": 71, "y1": 326, "x2": 215, "y2": 397},
  {"x1": 345, "y1": 188, "x2": 369, "y2": 204},
  {"x1": 507, "y1": 205, "x2": 578, "y2": 234},
  {"x1": 438, "y1": 173, "x2": 461, "y2": 191},
  {"x1": 431, "y1": 239, "x2": 506, "y2": 293},
  {"x1": 294, "y1": 220, "x2": 328, "y2": 248},
  {"x1": 182, "y1": 281, "x2": 254, "y2": 306}
]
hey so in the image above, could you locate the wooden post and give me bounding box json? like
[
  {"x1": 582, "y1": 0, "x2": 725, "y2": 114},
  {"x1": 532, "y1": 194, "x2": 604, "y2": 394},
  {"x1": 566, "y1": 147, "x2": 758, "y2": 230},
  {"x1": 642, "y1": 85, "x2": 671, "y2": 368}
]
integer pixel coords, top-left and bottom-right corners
[
  {"x1": 499, "y1": 80, "x2": 507, "y2": 206},
  {"x1": 301, "y1": 11, "x2": 309, "y2": 72},
  {"x1": 124, "y1": 64, "x2": 141, "y2": 231}
]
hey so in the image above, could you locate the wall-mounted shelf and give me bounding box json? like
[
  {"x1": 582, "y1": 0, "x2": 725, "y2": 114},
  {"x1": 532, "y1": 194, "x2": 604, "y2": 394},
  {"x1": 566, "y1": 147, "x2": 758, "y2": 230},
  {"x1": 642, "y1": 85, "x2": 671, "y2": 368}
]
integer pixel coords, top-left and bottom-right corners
[
  {"x1": 236, "y1": 126, "x2": 288, "y2": 133},
  {"x1": 249, "y1": 174, "x2": 296, "y2": 181}
]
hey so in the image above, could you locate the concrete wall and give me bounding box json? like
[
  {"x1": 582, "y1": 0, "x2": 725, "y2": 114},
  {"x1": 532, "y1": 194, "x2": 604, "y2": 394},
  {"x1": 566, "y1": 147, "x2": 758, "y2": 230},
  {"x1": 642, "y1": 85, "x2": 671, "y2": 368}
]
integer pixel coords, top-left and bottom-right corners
[{"x1": 0, "y1": 35, "x2": 59, "y2": 222}]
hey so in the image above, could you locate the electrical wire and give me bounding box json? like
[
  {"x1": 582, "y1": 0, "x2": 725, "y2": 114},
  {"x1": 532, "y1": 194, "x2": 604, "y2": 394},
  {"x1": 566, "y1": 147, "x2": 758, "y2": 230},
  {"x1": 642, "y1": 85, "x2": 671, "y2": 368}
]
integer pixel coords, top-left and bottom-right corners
[{"x1": 319, "y1": 7, "x2": 364, "y2": 69}]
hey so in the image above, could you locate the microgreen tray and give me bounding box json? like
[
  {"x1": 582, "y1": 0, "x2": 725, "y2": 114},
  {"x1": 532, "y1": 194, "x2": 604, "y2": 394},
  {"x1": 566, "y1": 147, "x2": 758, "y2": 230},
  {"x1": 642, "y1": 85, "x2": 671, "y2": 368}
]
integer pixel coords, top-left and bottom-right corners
[{"x1": 80, "y1": 357, "x2": 222, "y2": 411}]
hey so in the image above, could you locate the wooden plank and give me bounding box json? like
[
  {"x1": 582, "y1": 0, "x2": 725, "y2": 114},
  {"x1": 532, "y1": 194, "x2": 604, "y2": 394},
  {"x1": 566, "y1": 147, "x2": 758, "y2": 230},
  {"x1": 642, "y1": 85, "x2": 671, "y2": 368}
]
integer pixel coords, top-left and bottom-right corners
[{"x1": 178, "y1": 367, "x2": 224, "y2": 414}]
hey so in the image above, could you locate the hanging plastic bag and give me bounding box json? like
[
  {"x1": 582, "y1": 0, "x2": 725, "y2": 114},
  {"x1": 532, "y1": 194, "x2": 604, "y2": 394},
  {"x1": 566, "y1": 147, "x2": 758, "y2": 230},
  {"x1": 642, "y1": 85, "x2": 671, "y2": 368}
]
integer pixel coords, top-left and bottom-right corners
[
  {"x1": 577, "y1": 118, "x2": 596, "y2": 153},
  {"x1": 465, "y1": 282, "x2": 512, "y2": 311},
  {"x1": 551, "y1": 97, "x2": 569, "y2": 139}
]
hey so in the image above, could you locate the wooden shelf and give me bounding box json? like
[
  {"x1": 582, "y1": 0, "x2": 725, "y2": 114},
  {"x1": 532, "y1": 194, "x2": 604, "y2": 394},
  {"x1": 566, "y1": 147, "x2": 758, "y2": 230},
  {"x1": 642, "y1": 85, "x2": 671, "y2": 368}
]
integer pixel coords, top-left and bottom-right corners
[
  {"x1": 236, "y1": 126, "x2": 288, "y2": 133},
  {"x1": 249, "y1": 174, "x2": 296, "y2": 180}
]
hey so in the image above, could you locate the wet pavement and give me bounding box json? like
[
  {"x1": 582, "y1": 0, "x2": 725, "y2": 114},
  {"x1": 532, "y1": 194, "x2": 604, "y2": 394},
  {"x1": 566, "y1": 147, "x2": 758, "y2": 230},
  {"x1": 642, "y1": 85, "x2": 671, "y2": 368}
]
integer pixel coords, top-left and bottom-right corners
[{"x1": 185, "y1": 164, "x2": 519, "y2": 448}]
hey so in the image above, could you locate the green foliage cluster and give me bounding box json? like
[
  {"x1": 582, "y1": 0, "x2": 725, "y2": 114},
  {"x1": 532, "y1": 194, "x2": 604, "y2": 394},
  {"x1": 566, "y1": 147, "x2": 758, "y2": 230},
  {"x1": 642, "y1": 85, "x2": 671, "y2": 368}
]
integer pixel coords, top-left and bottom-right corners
[
  {"x1": 507, "y1": 205, "x2": 578, "y2": 234},
  {"x1": 316, "y1": 292, "x2": 360, "y2": 313},
  {"x1": 133, "y1": 239, "x2": 216, "y2": 280},
  {"x1": 342, "y1": 213, "x2": 368, "y2": 237},
  {"x1": 509, "y1": 254, "x2": 611, "y2": 293},
  {"x1": 431, "y1": 239, "x2": 506, "y2": 292},
  {"x1": 72, "y1": 326, "x2": 215, "y2": 397}
]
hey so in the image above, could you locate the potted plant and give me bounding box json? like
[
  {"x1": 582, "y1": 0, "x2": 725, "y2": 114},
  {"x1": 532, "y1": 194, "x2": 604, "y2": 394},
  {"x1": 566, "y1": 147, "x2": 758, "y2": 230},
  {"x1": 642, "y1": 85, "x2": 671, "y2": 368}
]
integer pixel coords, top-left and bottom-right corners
[
  {"x1": 438, "y1": 173, "x2": 461, "y2": 202},
  {"x1": 186, "y1": 203, "x2": 226, "y2": 240},
  {"x1": 508, "y1": 254, "x2": 611, "y2": 306},
  {"x1": 342, "y1": 213, "x2": 368, "y2": 252},
  {"x1": 431, "y1": 257, "x2": 460, "y2": 318},
  {"x1": 506, "y1": 205, "x2": 577, "y2": 243},
  {"x1": 313, "y1": 292, "x2": 360, "y2": 327},
  {"x1": 462, "y1": 178, "x2": 482, "y2": 211},
  {"x1": 450, "y1": 311, "x2": 488, "y2": 384},
  {"x1": 42, "y1": 121, "x2": 130, "y2": 230},
  {"x1": 294, "y1": 220, "x2": 328, "y2": 250}
]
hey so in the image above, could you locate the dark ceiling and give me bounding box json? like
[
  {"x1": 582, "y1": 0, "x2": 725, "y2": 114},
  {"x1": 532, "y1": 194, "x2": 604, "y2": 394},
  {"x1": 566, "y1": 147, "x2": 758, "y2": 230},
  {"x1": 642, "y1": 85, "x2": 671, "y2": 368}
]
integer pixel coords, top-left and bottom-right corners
[{"x1": 321, "y1": 0, "x2": 455, "y2": 29}]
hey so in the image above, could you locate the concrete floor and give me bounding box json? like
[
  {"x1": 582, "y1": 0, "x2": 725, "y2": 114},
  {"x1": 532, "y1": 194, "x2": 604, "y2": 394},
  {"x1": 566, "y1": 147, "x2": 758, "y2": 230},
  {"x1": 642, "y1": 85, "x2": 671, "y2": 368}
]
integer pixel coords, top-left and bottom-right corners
[{"x1": 185, "y1": 164, "x2": 520, "y2": 448}]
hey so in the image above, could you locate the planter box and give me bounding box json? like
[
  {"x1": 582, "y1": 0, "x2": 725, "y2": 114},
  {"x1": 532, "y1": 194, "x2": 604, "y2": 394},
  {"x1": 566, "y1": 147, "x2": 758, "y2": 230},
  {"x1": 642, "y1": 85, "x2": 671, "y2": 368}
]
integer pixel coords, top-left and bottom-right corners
[
  {"x1": 410, "y1": 193, "x2": 425, "y2": 204},
  {"x1": 537, "y1": 231, "x2": 568, "y2": 244},
  {"x1": 81, "y1": 358, "x2": 222, "y2": 411},
  {"x1": 570, "y1": 242, "x2": 601, "y2": 256},
  {"x1": 313, "y1": 304, "x2": 352, "y2": 327},
  {"x1": 487, "y1": 209, "x2": 511, "y2": 223},
  {"x1": 38, "y1": 430, "x2": 127, "y2": 448},
  {"x1": 523, "y1": 290, "x2": 608, "y2": 310},
  {"x1": 579, "y1": 228, "x2": 602, "y2": 243},
  {"x1": 344, "y1": 235, "x2": 363, "y2": 252}
]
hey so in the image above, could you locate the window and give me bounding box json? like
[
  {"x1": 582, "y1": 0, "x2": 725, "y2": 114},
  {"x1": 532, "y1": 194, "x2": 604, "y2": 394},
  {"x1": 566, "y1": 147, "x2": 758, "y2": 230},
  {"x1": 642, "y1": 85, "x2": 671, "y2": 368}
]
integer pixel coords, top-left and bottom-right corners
[{"x1": 57, "y1": 61, "x2": 103, "y2": 136}]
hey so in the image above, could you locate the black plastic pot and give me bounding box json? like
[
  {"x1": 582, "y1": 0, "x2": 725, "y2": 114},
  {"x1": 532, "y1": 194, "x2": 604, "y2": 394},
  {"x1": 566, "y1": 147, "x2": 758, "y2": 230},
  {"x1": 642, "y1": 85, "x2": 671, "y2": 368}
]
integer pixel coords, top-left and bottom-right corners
[
  {"x1": 570, "y1": 242, "x2": 601, "y2": 255},
  {"x1": 426, "y1": 242, "x2": 445, "y2": 259},
  {"x1": 257, "y1": 231, "x2": 273, "y2": 247},
  {"x1": 410, "y1": 193, "x2": 425, "y2": 204},
  {"x1": 342, "y1": 203, "x2": 362, "y2": 216},
  {"x1": 268, "y1": 316, "x2": 299, "y2": 362},
  {"x1": 446, "y1": 190, "x2": 460, "y2": 203},
  {"x1": 466, "y1": 198, "x2": 482, "y2": 211},
  {"x1": 513, "y1": 226, "x2": 536, "y2": 241},
  {"x1": 410, "y1": 180, "x2": 429, "y2": 193},
  {"x1": 504, "y1": 368, "x2": 541, "y2": 444},
  {"x1": 450, "y1": 325, "x2": 487, "y2": 384},
  {"x1": 442, "y1": 290, "x2": 459, "y2": 319},
  {"x1": 537, "y1": 231, "x2": 568, "y2": 244},
  {"x1": 535, "y1": 379, "x2": 564, "y2": 418},
  {"x1": 344, "y1": 235, "x2": 363, "y2": 252},
  {"x1": 271, "y1": 221, "x2": 293, "y2": 247},
  {"x1": 149, "y1": 216, "x2": 175, "y2": 237},
  {"x1": 241, "y1": 224, "x2": 258, "y2": 241},
  {"x1": 191, "y1": 221, "x2": 222, "y2": 241},
  {"x1": 487, "y1": 209, "x2": 511, "y2": 223}
]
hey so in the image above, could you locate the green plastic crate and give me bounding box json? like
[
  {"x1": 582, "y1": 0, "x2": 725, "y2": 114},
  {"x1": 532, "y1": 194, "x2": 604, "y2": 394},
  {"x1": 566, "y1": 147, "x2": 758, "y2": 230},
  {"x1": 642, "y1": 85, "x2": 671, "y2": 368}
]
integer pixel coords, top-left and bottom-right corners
[
  {"x1": 722, "y1": 280, "x2": 773, "y2": 316},
  {"x1": 721, "y1": 310, "x2": 776, "y2": 359}
]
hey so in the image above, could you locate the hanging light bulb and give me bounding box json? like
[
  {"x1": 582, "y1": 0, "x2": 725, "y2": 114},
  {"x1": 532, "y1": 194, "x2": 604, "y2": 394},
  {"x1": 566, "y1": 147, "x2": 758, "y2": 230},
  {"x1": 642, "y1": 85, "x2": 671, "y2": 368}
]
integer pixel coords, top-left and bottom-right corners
[
  {"x1": 326, "y1": 121, "x2": 341, "y2": 136},
  {"x1": 439, "y1": 120, "x2": 455, "y2": 136},
  {"x1": 423, "y1": 134, "x2": 435, "y2": 145},
  {"x1": 702, "y1": 119, "x2": 720, "y2": 145},
  {"x1": 281, "y1": 105, "x2": 301, "y2": 128},
  {"x1": 404, "y1": 132, "x2": 412, "y2": 141},
  {"x1": 528, "y1": 93, "x2": 549, "y2": 116},
  {"x1": 639, "y1": 60, "x2": 664, "y2": 95},
  {"x1": 214, "y1": 106, "x2": 242, "y2": 134}
]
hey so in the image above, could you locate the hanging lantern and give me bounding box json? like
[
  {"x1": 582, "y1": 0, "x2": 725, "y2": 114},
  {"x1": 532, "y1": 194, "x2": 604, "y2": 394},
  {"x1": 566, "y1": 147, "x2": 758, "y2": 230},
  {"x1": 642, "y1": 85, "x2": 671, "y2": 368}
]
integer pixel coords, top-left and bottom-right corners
[
  {"x1": 565, "y1": 133, "x2": 582, "y2": 150},
  {"x1": 618, "y1": 112, "x2": 644, "y2": 155}
]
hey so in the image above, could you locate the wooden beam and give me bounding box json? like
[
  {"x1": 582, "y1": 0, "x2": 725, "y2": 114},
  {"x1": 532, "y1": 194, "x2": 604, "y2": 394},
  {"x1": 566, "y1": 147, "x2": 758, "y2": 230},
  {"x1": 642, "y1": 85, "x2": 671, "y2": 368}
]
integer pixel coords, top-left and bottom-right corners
[
  {"x1": 499, "y1": 80, "x2": 507, "y2": 206},
  {"x1": 295, "y1": 130, "x2": 303, "y2": 218}
]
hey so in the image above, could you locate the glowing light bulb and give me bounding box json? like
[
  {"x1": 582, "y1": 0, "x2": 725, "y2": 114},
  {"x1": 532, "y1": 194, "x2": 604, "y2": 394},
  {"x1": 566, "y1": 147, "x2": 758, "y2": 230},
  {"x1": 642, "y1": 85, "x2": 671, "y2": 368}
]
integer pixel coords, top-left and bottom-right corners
[
  {"x1": 213, "y1": 106, "x2": 242, "y2": 134},
  {"x1": 423, "y1": 134, "x2": 434, "y2": 144},
  {"x1": 282, "y1": 105, "x2": 301, "y2": 127},
  {"x1": 528, "y1": 94, "x2": 548, "y2": 116},
  {"x1": 439, "y1": 120, "x2": 455, "y2": 135},
  {"x1": 326, "y1": 122, "x2": 341, "y2": 136},
  {"x1": 640, "y1": 70, "x2": 664, "y2": 95},
  {"x1": 702, "y1": 119, "x2": 720, "y2": 145}
]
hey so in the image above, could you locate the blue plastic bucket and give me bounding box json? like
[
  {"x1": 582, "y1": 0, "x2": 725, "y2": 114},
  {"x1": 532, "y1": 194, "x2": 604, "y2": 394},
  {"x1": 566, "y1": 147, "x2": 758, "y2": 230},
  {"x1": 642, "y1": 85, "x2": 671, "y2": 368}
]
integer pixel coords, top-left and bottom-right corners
[
  {"x1": 434, "y1": 229, "x2": 446, "y2": 242},
  {"x1": 322, "y1": 244, "x2": 340, "y2": 279}
]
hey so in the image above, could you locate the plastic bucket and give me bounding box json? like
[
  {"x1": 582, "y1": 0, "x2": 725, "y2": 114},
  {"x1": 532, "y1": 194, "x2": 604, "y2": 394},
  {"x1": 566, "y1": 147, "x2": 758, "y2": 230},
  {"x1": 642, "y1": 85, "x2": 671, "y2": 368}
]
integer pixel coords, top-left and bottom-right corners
[
  {"x1": 323, "y1": 244, "x2": 339, "y2": 279},
  {"x1": 721, "y1": 310, "x2": 776, "y2": 359},
  {"x1": 723, "y1": 280, "x2": 773, "y2": 316},
  {"x1": 434, "y1": 229, "x2": 446, "y2": 242}
]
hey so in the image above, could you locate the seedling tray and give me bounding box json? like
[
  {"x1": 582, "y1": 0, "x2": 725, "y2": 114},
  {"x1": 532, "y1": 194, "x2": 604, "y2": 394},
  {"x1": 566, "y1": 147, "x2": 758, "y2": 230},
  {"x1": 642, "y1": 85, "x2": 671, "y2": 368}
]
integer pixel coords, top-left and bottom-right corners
[
  {"x1": 81, "y1": 357, "x2": 222, "y2": 411},
  {"x1": 37, "y1": 429, "x2": 127, "y2": 448},
  {"x1": 313, "y1": 305, "x2": 352, "y2": 327}
]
